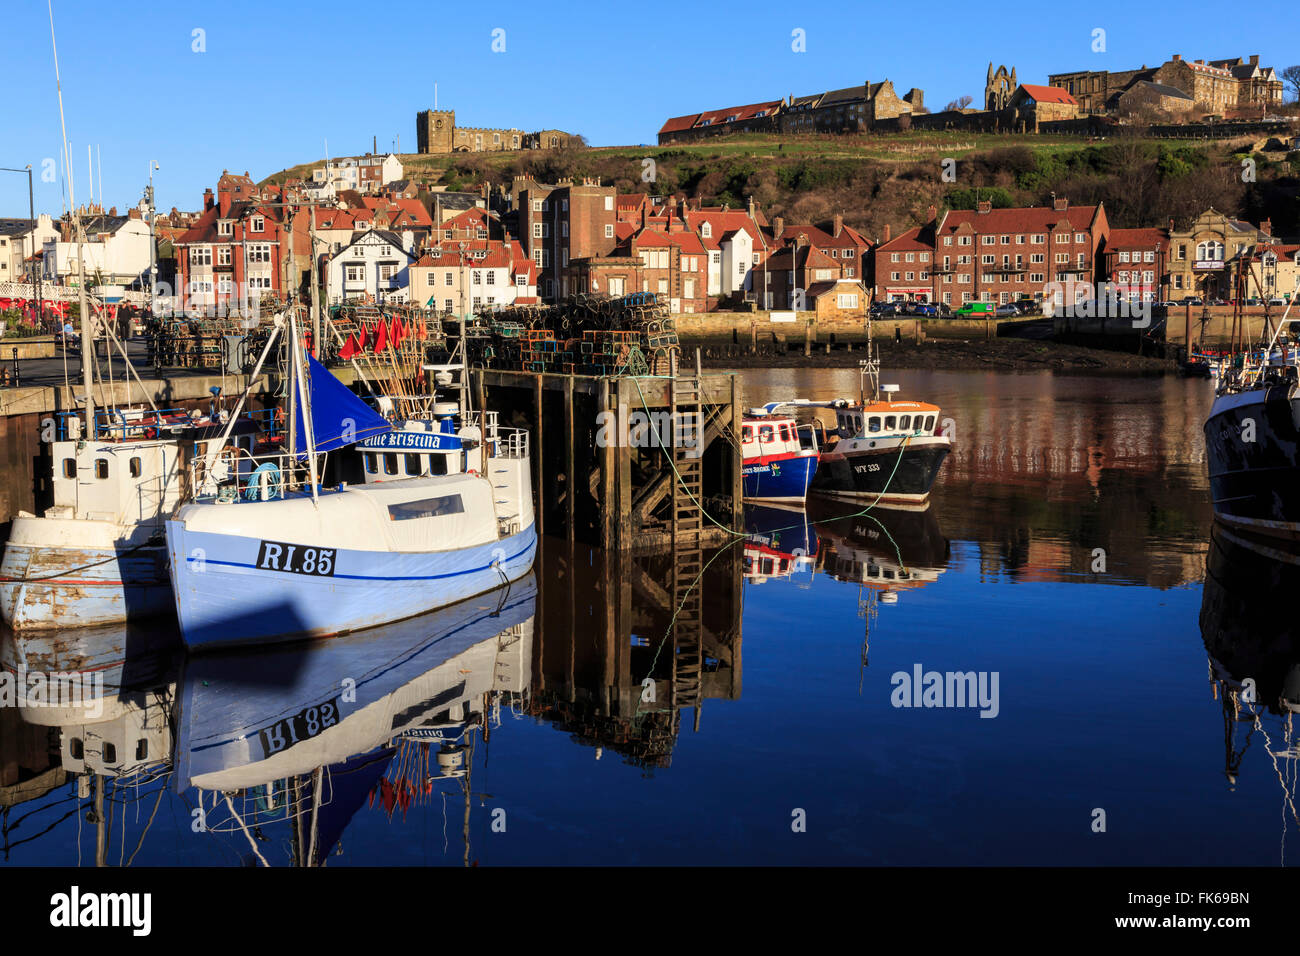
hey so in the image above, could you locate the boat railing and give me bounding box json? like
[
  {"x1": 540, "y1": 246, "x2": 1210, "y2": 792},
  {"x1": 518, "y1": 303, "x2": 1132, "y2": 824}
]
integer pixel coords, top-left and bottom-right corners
[
  {"x1": 189, "y1": 447, "x2": 311, "y2": 503},
  {"x1": 494, "y1": 426, "x2": 530, "y2": 461}
]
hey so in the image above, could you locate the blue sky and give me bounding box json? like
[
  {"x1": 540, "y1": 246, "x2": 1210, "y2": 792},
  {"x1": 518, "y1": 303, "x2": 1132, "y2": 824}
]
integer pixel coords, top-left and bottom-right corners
[{"x1": 0, "y1": 0, "x2": 1287, "y2": 219}]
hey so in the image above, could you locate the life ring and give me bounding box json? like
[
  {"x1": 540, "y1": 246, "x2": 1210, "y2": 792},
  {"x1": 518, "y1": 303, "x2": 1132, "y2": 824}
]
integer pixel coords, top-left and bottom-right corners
[{"x1": 468, "y1": 469, "x2": 478, "y2": 477}]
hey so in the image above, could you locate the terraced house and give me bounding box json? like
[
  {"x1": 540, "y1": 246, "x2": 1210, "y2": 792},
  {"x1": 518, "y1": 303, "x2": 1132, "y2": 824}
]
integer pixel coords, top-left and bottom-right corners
[{"x1": 873, "y1": 198, "x2": 1109, "y2": 307}]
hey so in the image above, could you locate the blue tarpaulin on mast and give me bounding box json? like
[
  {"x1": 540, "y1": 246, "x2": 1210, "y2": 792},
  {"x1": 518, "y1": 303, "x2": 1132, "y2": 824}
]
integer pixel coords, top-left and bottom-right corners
[{"x1": 292, "y1": 352, "x2": 392, "y2": 458}]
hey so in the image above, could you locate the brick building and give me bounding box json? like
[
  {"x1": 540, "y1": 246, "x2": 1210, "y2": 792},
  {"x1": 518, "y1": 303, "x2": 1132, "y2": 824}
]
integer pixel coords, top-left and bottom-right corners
[
  {"x1": 174, "y1": 172, "x2": 309, "y2": 311},
  {"x1": 513, "y1": 176, "x2": 618, "y2": 300},
  {"x1": 874, "y1": 198, "x2": 1109, "y2": 307},
  {"x1": 1101, "y1": 227, "x2": 1170, "y2": 301}
]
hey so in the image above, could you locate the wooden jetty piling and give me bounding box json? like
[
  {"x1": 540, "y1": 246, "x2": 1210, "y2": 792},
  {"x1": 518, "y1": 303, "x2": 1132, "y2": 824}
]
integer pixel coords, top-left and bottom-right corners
[{"x1": 477, "y1": 368, "x2": 742, "y2": 552}]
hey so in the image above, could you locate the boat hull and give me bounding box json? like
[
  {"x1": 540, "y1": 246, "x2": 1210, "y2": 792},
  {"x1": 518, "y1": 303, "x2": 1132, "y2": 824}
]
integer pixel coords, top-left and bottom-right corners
[
  {"x1": 165, "y1": 517, "x2": 538, "y2": 650},
  {"x1": 1204, "y1": 385, "x2": 1300, "y2": 540},
  {"x1": 0, "y1": 517, "x2": 172, "y2": 631},
  {"x1": 810, "y1": 438, "x2": 950, "y2": 506},
  {"x1": 742, "y1": 452, "x2": 817, "y2": 502}
]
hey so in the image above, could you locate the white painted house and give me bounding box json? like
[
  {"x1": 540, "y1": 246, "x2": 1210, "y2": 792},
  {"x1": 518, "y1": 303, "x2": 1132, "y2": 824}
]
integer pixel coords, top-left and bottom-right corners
[
  {"x1": 41, "y1": 213, "x2": 152, "y2": 287},
  {"x1": 326, "y1": 229, "x2": 416, "y2": 305},
  {"x1": 312, "y1": 154, "x2": 404, "y2": 196}
]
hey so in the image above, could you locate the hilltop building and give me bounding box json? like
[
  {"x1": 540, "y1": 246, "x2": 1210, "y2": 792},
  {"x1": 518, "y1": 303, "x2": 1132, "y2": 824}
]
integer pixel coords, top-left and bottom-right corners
[
  {"x1": 415, "y1": 109, "x2": 578, "y2": 154},
  {"x1": 1049, "y1": 54, "x2": 1282, "y2": 117}
]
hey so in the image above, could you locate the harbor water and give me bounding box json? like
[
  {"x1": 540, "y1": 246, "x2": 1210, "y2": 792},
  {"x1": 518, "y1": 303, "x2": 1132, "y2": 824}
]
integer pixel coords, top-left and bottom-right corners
[{"x1": 5, "y1": 368, "x2": 1291, "y2": 866}]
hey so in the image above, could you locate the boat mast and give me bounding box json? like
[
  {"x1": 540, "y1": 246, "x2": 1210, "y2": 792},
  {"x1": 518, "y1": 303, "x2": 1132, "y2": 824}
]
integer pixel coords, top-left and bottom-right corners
[
  {"x1": 49, "y1": 0, "x2": 95, "y2": 437},
  {"x1": 291, "y1": 310, "x2": 320, "y2": 500}
]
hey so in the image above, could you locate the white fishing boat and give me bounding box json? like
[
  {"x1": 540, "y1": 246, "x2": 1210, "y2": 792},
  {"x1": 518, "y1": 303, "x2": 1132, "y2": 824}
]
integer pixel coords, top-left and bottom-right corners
[
  {"x1": 0, "y1": 385, "x2": 266, "y2": 633},
  {"x1": 164, "y1": 310, "x2": 536, "y2": 649}
]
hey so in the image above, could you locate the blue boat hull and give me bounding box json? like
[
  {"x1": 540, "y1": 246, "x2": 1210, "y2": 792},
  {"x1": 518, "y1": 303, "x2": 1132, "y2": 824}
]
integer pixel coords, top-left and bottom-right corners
[
  {"x1": 742, "y1": 453, "x2": 817, "y2": 503},
  {"x1": 164, "y1": 519, "x2": 538, "y2": 650}
]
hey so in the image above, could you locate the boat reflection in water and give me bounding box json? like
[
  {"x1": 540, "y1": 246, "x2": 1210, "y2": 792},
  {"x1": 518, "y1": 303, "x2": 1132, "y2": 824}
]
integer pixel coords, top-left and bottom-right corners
[
  {"x1": 740, "y1": 497, "x2": 948, "y2": 687},
  {"x1": 0, "y1": 622, "x2": 181, "y2": 865},
  {"x1": 743, "y1": 503, "x2": 818, "y2": 584},
  {"x1": 174, "y1": 576, "x2": 537, "y2": 865},
  {"x1": 1200, "y1": 521, "x2": 1300, "y2": 859}
]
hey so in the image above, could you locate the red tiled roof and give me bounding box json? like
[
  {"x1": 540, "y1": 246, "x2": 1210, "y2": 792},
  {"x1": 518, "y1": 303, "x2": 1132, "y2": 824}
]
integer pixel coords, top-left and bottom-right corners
[
  {"x1": 659, "y1": 113, "x2": 701, "y2": 135},
  {"x1": 666, "y1": 232, "x2": 707, "y2": 256},
  {"x1": 1106, "y1": 227, "x2": 1168, "y2": 250},
  {"x1": 686, "y1": 211, "x2": 764, "y2": 250},
  {"x1": 939, "y1": 203, "x2": 1099, "y2": 235},
  {"x1": 875, "y1": 226, "x2": 933, "y2": 252},
  {"x1": 1018, "y1": 84, "x2": 1077, "y2": 106}
]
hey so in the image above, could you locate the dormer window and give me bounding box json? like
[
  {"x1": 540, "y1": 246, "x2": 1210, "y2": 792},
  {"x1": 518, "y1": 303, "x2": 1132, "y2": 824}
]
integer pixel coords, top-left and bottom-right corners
[
  {"x1": 217, "y1": 220, "x2": 232, "y2": 236},
  {"x1": 250, "y1": 216, "x2": 264, "y2": 232},
  {"x1": 701, "y1": 223, "x2": 712, "y2": 239}
]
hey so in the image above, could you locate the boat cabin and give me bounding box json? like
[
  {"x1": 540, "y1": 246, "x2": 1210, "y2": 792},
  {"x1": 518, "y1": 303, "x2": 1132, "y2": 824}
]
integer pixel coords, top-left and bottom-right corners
[
  {"x1": 359, "y1": 416, "x2": 467, "y2": 483},
  {"x1": 834, "y1": 401, "x2": 940, "y2": 441},
  {"x1": 740, "y1": 416, "x2": 818, "y2": 461},
  {"x1": 49, "y1": 421, "x2": 261, "y2": 525}
]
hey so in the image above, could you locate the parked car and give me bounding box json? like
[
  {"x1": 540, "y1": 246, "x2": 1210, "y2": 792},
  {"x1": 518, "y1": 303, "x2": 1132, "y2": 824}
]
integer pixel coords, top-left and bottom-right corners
[
  {"x1": 909, "y1": 302, "x2": 939, "y2": 317},
  {"x1": 1268, "y1": 297, "x2": 1288, "y2": 306},
  {"x1": 869, "y1": 301, "x2": 901, "y2": 317},
  {"x1": 952, "y1": 302, "x2": 995, "y2": 317},
  {"x1": 995, "y1": 303, "x2": 1020, "y2": 317},
  {"x1": 1179, "y1": 296, "x2": 1203, "y2": 306},
  {"x1": 1244, "y1": 297, "x2": 1263, "y2": 307}
]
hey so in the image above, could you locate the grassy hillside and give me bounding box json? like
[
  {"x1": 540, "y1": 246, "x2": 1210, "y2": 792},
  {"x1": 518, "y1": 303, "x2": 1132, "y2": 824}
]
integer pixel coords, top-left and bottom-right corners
[{"x1": 264, "y1": 130, "x2": 1300, "y2": 240}]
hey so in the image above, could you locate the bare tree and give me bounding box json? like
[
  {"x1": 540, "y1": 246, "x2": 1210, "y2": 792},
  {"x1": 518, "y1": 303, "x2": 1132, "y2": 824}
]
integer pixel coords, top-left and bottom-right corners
[
  {"x1": 1283, "y1": 65, "x2": 1300, "y2": 103},
  {"x1": 944, "y1": 95, "x2": 974, "y2": 112}
]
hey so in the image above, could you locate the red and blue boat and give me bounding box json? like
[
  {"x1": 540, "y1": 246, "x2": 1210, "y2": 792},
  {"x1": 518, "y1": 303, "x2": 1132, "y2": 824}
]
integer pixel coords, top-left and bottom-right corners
[{"x1": 740, "y1": 404, "x2": 821, "y2": 503}]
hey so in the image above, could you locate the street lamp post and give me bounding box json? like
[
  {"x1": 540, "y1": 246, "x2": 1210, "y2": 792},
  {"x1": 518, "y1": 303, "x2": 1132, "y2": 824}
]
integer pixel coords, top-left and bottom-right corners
[{"x1": 0, "y1": 165, "x2": 41, "y2": 327}]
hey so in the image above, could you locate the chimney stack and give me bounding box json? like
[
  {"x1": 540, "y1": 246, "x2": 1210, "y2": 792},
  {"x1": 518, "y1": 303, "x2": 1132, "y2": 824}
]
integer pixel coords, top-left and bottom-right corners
[
  {"x1": 926, "y1": 204, "x2": 938, "y2": 223},
  {"x1": 883, "y1": 224, "x2": 892, "y2": 242},
  {"x1": 203, "y1": 188, "x2": 215, "y2": 212},
  {"x1": 1053, "y1": 197, "x2": 1069, "y2": 211},
  {"x1": 1172, "y1": 54, "x2": 1181, "y2": 62},
  {"x1": 977, "y1": 200, "x2": 993, "y2": 214},
  {"x1": 774, "y1": 216, "x2": 785, "y2": 240},
  {"x1": 747, "y1": 195, "x2": 756, "y2": 219}
]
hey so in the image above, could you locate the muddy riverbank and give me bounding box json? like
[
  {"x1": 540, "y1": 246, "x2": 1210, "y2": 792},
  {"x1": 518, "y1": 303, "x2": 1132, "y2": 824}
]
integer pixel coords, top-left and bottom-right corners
[{"x1": 687, "y1": 337, "x2": 1173, "y2": 374}]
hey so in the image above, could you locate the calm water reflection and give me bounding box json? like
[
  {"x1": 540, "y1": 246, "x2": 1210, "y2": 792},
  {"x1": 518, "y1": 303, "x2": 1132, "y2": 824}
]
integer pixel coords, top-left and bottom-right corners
[{"x1": 2, "y1": 370, "x2": 1296, "y2": 866}]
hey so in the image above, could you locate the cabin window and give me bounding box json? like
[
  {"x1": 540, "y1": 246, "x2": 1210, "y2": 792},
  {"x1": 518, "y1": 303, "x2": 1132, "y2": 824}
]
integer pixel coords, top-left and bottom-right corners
[
  {"x1": 429, "y1": 454, "x2": 448, "y2": 476},
  {"x1": 856, "y1": 415, "x2": 864, "y2": 432},
  {"x1": 95, "y1": 459, "x2": 109, "y2": 479},
  {"x1": 758, "y1": 425, "x2": 774, "y2": 442},
  {"x1": 741, "y1": 426, "x2": 753, "y2": 442},
  {"x1": 103, "y1": 742, "x2": 117, "y2": 764},
  {"x1": 129, "y1": 457, "x2": 142, "y2": 478},
  {"x1": 779, "y1": 424, "x2": 792, "y2": 442},
  {"x1": 405, "y1": 454, "x2": 423, "y2": 476},
  {"x1": 898, "y1": 415, "x2": 911, "y2": 430},
  {"x1": 62, "y1": 458, "x2": 76, "y2": 479},
  {"x1": 884, "y1": 415, "x2": 897, "y2": 430},
  {"x1": 69, "y1": 737, "x2": 83, "y2": 759},
  {"x1": 383, "y1": 453, "x2": 398, "y2": 476},
  {"x1": 760, "y1": 558, "x2": 774, "y2": 575},
  {"x1": 867, "y1": 416, "x2": 881, "y2": 433},
  {"x1": 388, "y1": 494, "x2": 465, "y2": 521},
  {"x1": 135, "y1": 739, "x2": 148, "y2": 761},
  {"x1": 363, "y1": 452, "x2": 377, "y2": 472},
  {"x1": 925, "y1": 415, "x2": 936, "y2": 431}
]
